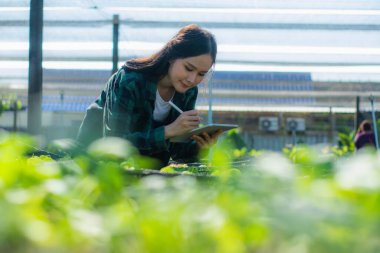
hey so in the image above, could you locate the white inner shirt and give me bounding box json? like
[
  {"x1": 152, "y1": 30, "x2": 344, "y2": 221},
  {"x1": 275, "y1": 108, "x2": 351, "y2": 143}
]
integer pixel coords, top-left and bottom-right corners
[{"x1": 153, "y1": 90, "x2": 174, "y2": 122}]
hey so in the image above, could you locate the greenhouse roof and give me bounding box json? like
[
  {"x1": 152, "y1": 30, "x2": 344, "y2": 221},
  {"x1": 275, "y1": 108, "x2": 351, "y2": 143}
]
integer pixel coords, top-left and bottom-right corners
[{"x1": 1, "y1": 0, "x2": 380, "y2": 111}]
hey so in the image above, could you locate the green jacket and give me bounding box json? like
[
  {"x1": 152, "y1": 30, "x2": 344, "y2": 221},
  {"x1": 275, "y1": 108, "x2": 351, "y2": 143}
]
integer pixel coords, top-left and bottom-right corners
[{"x1": 77, "y1": 67, "x2": 200, "y2": 167}]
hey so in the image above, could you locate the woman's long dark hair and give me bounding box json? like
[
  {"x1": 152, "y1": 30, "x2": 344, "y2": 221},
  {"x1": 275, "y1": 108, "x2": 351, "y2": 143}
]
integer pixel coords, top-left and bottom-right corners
[
  {"x1": 359, "y1": 120, "x2": 372, "y2": 133},
  {"x1": 124, "y1": 24, "x2": 217, "y2": 80}
]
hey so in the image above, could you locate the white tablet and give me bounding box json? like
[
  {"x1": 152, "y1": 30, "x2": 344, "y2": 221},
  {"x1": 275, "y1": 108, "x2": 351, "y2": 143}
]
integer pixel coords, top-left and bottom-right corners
[{"x1": 169, "y1": 124, "x2": 238, "y2": 143}]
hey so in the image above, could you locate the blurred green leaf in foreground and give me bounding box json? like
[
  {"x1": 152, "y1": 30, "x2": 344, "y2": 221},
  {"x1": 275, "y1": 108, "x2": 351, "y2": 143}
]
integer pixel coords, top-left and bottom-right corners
[{"x1": 0, "y1": 131, "x2": 379, "y2": 253}]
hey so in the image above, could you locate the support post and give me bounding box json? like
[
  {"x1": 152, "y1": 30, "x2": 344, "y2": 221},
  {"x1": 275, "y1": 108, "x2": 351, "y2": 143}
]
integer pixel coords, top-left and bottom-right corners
[
  {"x1": 355, "y1": 96, "x2": 360, "y2": 131},
  {"x1": 370, "y1": 95, "x2": 379, "y2": 150},
  {"x1": 28, "y1": 0, "x2": 44, "y2": 135},
  {"x1": 112, "y1": 14, "x2": 120, "y2": 74},
  {"x1": 329, "y1": 106, "x2": 336, "y2": 145},
  {"x1": 13, "y1": 100, "x2": 17, "y2": 132},
  {"x1": 208, "y1": 79, "x2": 213, "y2": 124}
]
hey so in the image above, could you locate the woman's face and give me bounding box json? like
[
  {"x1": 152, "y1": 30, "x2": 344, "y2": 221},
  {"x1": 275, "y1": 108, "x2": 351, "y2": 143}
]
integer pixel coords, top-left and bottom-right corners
[{"x1": 168, "y1": 54, "x2": 213, "y2": 93}]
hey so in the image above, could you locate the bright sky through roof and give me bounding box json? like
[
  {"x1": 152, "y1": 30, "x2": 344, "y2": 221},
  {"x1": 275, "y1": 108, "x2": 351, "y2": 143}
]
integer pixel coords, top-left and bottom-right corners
[
  {"x1": 1, "y1": 3, "x2": 379, "y2": 83},
  {"x1": 1, "y1": 42, "x2": 380, "y2": 55},
  {"x1": 0, "y1": 60, "x2": 379, "y2": 73},
  {"x1": 1, "y1": 7, "x2": 380, "y2": 16}
]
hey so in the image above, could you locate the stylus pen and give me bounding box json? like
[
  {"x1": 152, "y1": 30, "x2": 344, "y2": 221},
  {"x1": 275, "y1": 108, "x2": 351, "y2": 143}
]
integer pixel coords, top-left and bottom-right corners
[{"x1": 168, "y1": 101, "x2": 183, "y2": 114}]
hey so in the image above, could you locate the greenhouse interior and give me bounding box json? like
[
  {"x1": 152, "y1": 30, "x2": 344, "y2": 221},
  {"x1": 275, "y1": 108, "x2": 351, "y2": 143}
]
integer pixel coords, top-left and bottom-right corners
[{"x1": 1, "y1": 0, "x2": 380, "y2": 252}]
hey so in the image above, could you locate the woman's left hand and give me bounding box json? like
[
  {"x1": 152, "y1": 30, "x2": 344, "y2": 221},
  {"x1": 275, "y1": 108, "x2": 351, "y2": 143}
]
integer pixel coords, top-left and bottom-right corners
[{"x1": 191, "y1": 130, "x2": 223, "y2": 149}]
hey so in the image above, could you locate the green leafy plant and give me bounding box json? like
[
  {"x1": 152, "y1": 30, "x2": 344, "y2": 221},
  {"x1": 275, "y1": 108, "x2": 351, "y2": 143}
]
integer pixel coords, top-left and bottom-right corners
[
  {"x1": 1, "y1": 131, "x2": 380, "y2": 253},
  {"x1": 331, "y1": 131, "x2": 355, "y2": 156}
]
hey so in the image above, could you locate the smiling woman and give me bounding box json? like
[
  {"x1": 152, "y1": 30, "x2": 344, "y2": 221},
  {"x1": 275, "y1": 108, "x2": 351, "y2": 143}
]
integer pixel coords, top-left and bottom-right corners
[
  {"x1": 77, "y1": 24, "x2": 221, "y2": 168},
  {"x1": 162, "y1": 54, "x2": 213, "y2": 94}
]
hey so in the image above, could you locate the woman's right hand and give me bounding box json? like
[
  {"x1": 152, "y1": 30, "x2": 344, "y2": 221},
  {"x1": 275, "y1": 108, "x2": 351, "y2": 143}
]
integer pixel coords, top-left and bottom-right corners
[{"x1": 164, "y1": 110, "x2": 200, "y2": 139}]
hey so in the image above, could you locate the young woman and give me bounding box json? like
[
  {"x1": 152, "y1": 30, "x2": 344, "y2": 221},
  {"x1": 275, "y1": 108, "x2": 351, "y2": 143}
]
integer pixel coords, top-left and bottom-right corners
[
  {"x1": 354, "y1": 120, "x2": 376, "y2": 150},
  {"x1": 77, "y1": 24, "x2": 222, "y2": 167}
]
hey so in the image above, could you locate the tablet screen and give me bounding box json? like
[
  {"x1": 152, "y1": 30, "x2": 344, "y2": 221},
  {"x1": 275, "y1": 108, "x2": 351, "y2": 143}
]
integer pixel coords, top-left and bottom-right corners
[{"x1": 169, "y1": 124, "x2": 238, "y2": 143}]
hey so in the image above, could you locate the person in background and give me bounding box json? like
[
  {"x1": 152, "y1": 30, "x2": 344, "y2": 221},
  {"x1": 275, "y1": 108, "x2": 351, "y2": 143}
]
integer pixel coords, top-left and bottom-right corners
[
  {"x1": 354, "y1": 120, "x2": 376, "y2": 150},
  {"x1": 77, "y1": 24, "x2": 222, "y2": 168}
]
